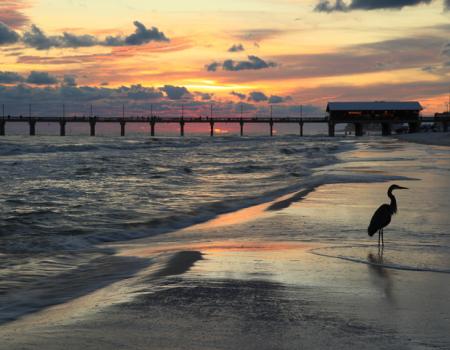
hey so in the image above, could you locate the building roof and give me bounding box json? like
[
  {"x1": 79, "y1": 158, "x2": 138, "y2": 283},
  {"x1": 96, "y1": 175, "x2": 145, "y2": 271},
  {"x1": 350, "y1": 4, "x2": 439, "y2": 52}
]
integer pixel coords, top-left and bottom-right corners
[{"x1": 327, "y1": 101, "x2": 423, "y2": 112}]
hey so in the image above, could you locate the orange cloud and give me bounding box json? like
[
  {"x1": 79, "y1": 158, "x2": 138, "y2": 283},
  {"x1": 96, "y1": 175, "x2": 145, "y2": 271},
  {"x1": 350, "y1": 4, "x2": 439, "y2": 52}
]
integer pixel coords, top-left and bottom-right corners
[{"x1": 0, "y1": 0, "x2": 30, "y2": 29}]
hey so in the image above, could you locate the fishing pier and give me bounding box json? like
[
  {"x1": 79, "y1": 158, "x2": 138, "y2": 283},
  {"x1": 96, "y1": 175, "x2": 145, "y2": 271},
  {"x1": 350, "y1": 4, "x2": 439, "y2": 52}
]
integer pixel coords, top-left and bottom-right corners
[{"x1": 1, "y1": 101, "x2": 449, "y2": 137}]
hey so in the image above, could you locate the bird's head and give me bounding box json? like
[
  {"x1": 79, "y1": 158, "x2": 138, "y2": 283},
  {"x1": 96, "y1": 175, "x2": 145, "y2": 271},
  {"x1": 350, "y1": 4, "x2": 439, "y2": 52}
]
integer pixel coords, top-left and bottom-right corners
[{"x1": 388, "y1": 184, "x2": 408, "y2": 192}]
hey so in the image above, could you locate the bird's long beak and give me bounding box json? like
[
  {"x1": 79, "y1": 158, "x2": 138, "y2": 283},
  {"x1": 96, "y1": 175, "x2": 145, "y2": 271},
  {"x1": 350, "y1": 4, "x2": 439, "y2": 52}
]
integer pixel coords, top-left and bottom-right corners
[{"x1": 398, "y1": 186, "x2": 408, "y2": 190}]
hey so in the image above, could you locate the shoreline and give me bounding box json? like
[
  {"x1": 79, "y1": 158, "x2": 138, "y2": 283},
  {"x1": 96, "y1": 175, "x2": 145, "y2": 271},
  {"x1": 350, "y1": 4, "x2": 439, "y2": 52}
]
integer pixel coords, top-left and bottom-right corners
[
  {"x1": 1, "y1": 179, "x2": 449, "y2": 349},
  {"x1": 395, "y1": 131, "x2": 450, "y2": 146}
]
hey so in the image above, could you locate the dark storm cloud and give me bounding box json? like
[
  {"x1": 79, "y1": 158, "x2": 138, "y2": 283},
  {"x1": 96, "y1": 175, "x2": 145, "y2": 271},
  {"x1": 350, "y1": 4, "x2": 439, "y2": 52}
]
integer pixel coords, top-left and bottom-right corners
[
  {"x1": 314, "y1": 0, "x2": 433, "y2": 12},
  {"x1": 248, "y1": 91, "x2": 268, "y2": 102},
  {"x1": 207, "y1": 56, "x2": 277, "y2": 72},
  {"x1": 26, "y1": 71, "x2": 58, "y2": 85},
  {"x1": 228, "y1": 44, "x2": 245, "y2": 52},
  {"x1": 230, "y1": 91, "x2": 246, "y2": 100},
  {"x1": 0, "y1": 22, "x2": 20, "y2": 45},
  {"x1": 0, "y1": 71, "x2": 24, "y2": 84},
  {"x1": 160, "y1": 85, "x2": 191, "y2": 100},
  {"x1": 21, "y1": 21, "x2": 169, "y2": 50}
]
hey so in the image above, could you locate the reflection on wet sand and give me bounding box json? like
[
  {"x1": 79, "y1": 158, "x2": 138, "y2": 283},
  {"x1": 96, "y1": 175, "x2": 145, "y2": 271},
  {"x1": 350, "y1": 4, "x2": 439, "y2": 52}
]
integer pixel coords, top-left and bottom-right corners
[{"x1": 367, "y1": 249, "x2": 394, "y2": 303}]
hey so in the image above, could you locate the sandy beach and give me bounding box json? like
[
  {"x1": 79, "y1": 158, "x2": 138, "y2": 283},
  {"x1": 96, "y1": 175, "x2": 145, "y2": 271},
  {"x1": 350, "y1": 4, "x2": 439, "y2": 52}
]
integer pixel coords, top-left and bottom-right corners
[{"x1": 1, "y1": 136, "x2": 450, "y2": 349}]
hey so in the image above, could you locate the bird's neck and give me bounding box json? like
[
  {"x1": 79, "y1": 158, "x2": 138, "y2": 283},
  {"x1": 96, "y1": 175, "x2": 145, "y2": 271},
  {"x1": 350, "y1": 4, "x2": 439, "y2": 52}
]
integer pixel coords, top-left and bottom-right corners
[{"x1": 388, "y1": 190, "x2": 397, "y2": 214}]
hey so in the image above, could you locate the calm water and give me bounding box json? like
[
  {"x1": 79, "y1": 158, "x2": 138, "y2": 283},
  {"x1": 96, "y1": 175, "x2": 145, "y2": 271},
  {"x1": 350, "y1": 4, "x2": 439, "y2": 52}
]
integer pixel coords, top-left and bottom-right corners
[{"x1": 0, "y1": 135, "x2": 449, "y2": 322}]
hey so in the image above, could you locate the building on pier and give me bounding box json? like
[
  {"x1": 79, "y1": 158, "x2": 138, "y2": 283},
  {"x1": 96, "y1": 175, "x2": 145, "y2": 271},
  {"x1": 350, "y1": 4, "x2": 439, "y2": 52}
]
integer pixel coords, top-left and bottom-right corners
[{"x1": 326, "y1": 101, "x2": 423, "y2": 136}]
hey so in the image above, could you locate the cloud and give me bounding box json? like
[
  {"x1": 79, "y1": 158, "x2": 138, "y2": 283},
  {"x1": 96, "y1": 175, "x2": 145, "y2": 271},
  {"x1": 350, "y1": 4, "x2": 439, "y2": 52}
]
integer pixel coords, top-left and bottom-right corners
[
  {"x1": 442, "y1": 42, "x2": 450, "y2": 56},
  {"x1": 105, "y1": 21, "x2": 169, "y2": 46},
  {"x1": 160, "y1": 85, "x2": 191, "y2": 100},
  {"x1": 248, "y1": 91, "x2": 268, "y2": 102},
  {"x1": 0, "y1": 21, "x2": 20, "y2": 45},
  {"x1": 223, "y1": 56, "x2": 276, "y2": 71},
  {"x1": 26, "y1": 71, "x2": 58, "y2": 85},
  {"x1": 0, "y1": 1, "x2": 30, "y2": 28},
  {"x1": 0, "y1": 71, "x2": 24, "y2": 84},
  {"x1": 446, "y1": 0, "x2": 450, "y2": 10},
  {"x1": 195, "y1": 92, "x2": 213, "y2": 100},
  {"x1": 205, "y1": 62, "x2": 220, "y2": 72},
  {"x1": 207, "y1": 55, "x2": 277, "y2": 72},
  {"x1": 22, "y1": 21, "x2": 169, "y2": 50},
  {"x1": 314, "y1": 0, "x2": 433, "y2": 12},
  {"x1": 63, "y1": 75, "x2": 77, "y2": 87},
  {"x1": 123, "y1": 84, "x2": 163, "y2": 100},
  {"x1": 268, "y1": 95, "x2": 291, "y2": 104},
  {"x1": 230, "y1": 91, "x2": 246, "y2": 100},
  {"x1": 233, "y1": 29, "x2": 287, "y2": 42},
  {"x1": 228, "y1": 44, "x2": 245, "y2": 52}
]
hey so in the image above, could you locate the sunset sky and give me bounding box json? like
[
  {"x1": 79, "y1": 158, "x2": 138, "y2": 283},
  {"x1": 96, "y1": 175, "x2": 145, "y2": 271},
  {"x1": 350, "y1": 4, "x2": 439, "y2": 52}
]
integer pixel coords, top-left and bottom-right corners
[{"x1": 1, "y1": 0, "x2": 450, "y2": 116}]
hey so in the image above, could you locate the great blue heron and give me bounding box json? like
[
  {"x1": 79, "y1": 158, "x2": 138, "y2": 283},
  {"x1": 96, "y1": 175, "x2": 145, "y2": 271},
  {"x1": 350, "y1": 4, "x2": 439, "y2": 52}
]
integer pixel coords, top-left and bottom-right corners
[{"x1": 368, "y1": 184, "x2": 408, "y2": 246}]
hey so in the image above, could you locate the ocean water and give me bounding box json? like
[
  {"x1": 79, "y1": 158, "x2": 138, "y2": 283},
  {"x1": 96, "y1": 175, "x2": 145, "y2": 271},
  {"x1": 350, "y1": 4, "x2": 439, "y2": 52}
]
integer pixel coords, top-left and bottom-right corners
[{"x1": 0, "y1": 135, "x2": 449, "y2": 323}]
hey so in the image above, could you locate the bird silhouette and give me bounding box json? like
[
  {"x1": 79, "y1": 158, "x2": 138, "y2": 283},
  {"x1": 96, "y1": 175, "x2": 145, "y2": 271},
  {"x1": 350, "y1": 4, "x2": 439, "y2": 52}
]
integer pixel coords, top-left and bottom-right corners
[{"x1": 368, "y1": 184, "x2": 408, "y2": 246}]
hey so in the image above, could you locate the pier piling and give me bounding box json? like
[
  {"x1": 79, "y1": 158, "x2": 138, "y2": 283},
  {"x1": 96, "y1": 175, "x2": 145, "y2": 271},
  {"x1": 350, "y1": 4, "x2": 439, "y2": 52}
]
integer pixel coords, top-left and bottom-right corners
[
  {"x1": 29, "y1": 118, "x2": 36, "y2": 136},
  {"x1": 120, "y1": 120, "x2": 126, "y2": 136},
  {"x1": 180, "y1": 120, "x2": 185, "y2": 137},
  {"x1": 354, "y1": 123, "x2": 363, "y2": 137},
  {"x1": 299, "y1": 122, "x2": 304, "y2": 136},
  {"x1": 408, "y1": 121, "x2": 420, "y2": 133},
  {"x1": 240, "y1": 120, "x2": 244, "y2": 136},
  {"x1": 210, "y1": 121, "x2": 214, "y2": 137},
  {"x1": 381, "y1": 123, "x2": 392, "y2": 136},
  {"x1": 270, "y1": 119, "x2": 274, "y2": 137},
  {"x1": 328, "y1": 122, "x2": 335, "y2": 137},
  {"x1": 442, "y1": 121, "x2": 448, "y2": 132},
  {"x1": 59, "y1": 120, "x2": 66, "y2": 136},
  {"x1": 89, "y1": 117, "x2": 96, "y2": 136},
  {"x1": 150, "y1": 120, "x2": 156, "y2": 136}
]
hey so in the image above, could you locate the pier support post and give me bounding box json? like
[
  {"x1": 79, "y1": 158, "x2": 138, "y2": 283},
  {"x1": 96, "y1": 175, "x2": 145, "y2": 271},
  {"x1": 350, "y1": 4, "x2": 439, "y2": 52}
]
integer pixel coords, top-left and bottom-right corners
[
  {"x1": 408, "y1": 121, "x2": 420, "y2": 133},
  {"x1": 270, "y1": 120, "x2": 274, "y2": 137},
  {"x1": 150, "y1": 119, "x2": 156, "y2": 136},
  {"x1": 89, "y1": 117, "x2": 96, "y2": 136},
  {"x1": 120, "y1": 120, "x2": 126, "y2": 137},
  {"x1": 240, "y1": 120, "x2": 244, "y2": 136},
  {"x1": 0, "y1": 120, "x2": 5, "y2": 136},
  {"x1": 328, "y1": 122, "x2": 335, "y2": 137},
  {"x1": 210, "y1": 121, "x2": 214, "y2": 137},
  {"x1": 354, "y1": 123, "x2": 363, "y2": 137},
  {"x1": 29, "y1": 118, "x2": 36, "y2": 136},
  {"x1": 381, "y1": 123, "x2": 392, "y2": 136},
  {"x1": 59, "y1": 120, "x2": 66, "y2": 136},
  {"x1": 442, "y1": 121, "x2": 448, "y2": 132},
  {"x1": 180, "y1": 121, "x2": 185, "y2": 137},
  {"x1": 299, "y1": 122, "x2": 304, "y2": 136}
]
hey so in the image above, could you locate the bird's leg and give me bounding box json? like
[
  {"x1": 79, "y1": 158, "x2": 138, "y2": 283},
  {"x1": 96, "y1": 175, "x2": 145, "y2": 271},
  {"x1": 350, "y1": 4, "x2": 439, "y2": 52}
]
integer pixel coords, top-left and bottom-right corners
[
  {"x1": 378, "y1": 230, "x2": 381, "y2": 246},
  {"x1": 381, "y1": 229, "x2": 384, "y2": 247}
]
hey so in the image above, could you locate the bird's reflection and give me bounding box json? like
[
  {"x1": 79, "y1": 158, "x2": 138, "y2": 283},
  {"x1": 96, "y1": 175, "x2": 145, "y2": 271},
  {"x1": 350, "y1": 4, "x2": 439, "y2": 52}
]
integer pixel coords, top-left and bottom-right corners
[{"x1": 367, "y1": 248, "x2": 394, "y2": 303}]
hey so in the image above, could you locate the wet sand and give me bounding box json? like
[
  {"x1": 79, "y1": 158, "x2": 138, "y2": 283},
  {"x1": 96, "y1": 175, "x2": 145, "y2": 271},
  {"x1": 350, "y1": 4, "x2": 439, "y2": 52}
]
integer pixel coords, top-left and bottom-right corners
[{"x1": 1, "y1": 179, "x2": 449, "y2": 350}]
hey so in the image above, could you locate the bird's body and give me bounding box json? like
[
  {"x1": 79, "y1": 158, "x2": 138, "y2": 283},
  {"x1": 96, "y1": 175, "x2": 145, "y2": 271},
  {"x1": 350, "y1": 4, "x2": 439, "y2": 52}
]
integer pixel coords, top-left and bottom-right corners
[{"x1": 368, "y1": 184, "x2": 407, "y2": 246}]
